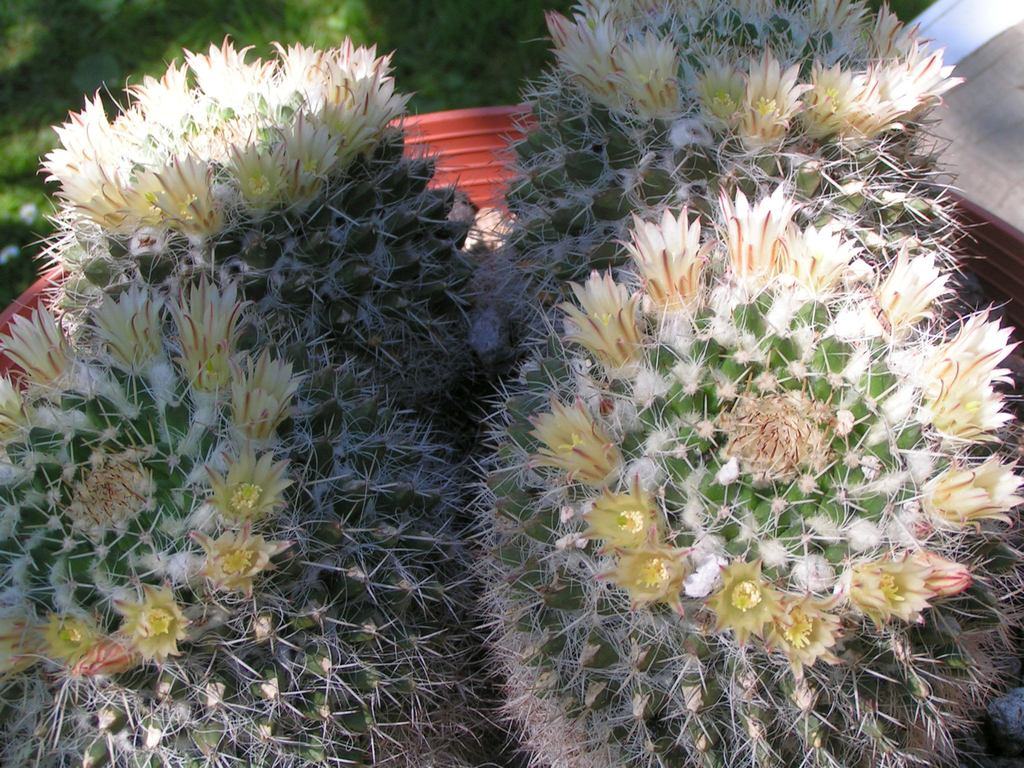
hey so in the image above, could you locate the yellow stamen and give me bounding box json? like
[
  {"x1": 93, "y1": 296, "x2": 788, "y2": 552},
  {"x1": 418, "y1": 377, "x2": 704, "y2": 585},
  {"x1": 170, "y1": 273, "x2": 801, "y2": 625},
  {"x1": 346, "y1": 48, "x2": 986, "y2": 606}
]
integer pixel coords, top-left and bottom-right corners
[
  {"x1": 731, "y1": 581, "x2": 762, "y2": 612},
  {"x1": 782, "y1": 608, "x2": 813, "y2": 649},
  {"x1": 616, "y1": 510, "x2": 646, "y2": 535}
]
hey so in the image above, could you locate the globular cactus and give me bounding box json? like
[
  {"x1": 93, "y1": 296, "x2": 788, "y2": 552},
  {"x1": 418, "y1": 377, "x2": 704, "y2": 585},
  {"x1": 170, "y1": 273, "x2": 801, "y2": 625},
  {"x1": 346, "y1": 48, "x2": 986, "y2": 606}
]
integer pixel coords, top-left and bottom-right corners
[
  {"x1": 508, "y1": 0, "x2": 959, "y2": 289},
  {"x1": 482, "y1": 184, "x2": 1023, "y2": 767},
  {"x1": 0, "y1": 283, "x2": 475, "y2": 767},
  {"x1": 44, "y1": 39, "x2": 477, "y2": 408}
]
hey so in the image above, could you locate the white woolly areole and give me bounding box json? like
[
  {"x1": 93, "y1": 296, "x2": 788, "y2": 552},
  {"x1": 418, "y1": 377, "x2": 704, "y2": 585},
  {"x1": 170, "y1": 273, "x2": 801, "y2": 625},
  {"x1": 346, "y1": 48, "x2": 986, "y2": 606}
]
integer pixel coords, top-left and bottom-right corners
[
  {"x1": 759, "y1": 539, "x2": 790, "y2": 568},
  {"x1": 847, "y1": 518, "x2": 883, "y2": 551},
  {"x1": 632, "y1": 366, "x2": 669, "y2": 405},
  {"x1": 905, "y1": 450, "x2": 935, "y2": 484},
  {"x1": 684, "y1": 550, "x2": 728, "y2": 598},
  {"x1": 845, "y1": 258, "x2": 874, "y2": 284},
  {"x1": 671, "y1": 360, "x2": 703, "y2": 393},
  {"x1": 791, "y1": 555, "x2": 836, "y2": 592},
  {"x1": 657, "y1": 311, "x2": 695, "y2": 354},
  {"x1": 625, "y1": 457, "x2": 660, "y2": 491},
  {"x1": 766, "y1": 289, "x2": 804, "y2": 334},
  {"x1": 807, "y1": 515, "x2": 841, "y2": 539},
  {"x1": 716, "y1": 457, "x2": 740, "y2": 486},
  {"x1": 644, "y1": 428, "x2": 673, "y2": 456},
  {"x1": 669, "y1": 117, "x2": 713, "y2": 148},
  {"x1": 146, "y1": 357, "x2": 180, "y2": 404},
  {"x1": 882, "y1": 385, "x2": 917, "y2": 424}
]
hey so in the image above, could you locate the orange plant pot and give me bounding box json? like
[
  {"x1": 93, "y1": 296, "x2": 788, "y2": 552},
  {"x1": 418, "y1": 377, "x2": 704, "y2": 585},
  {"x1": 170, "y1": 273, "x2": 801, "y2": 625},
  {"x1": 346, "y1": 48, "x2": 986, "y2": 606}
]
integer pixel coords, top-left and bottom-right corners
[{"x1": 2, "y1": 105, "x2": 1023, "y2": 372}]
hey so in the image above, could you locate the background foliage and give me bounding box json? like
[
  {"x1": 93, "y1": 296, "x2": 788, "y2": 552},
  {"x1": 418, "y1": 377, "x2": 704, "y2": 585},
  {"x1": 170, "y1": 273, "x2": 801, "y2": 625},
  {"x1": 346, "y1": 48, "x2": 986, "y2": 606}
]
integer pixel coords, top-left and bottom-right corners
[{"x1": 0, "y1": 0, "x2": 930, "y2": 307}]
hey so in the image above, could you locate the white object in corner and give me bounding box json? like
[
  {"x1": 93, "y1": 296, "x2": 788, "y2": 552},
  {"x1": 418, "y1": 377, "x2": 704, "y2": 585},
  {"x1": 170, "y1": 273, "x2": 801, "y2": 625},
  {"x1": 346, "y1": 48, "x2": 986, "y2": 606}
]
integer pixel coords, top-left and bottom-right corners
[{"x1": 914, "y1": 0, "x2": 1024, "y2": 65}]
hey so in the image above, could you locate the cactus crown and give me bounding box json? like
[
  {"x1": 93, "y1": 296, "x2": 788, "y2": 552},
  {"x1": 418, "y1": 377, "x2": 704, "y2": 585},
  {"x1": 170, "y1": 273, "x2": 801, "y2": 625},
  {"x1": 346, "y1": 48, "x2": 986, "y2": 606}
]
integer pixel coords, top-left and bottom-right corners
[
  {"x1": 487, "y1": 181, "x2": 1022, "y2": 767},
  {"x1": 509, "y1": 0, "x2": 960, "y2": 289},
  {"x1": 45, "y1": 39, "x2": 476, "y2": 406}
]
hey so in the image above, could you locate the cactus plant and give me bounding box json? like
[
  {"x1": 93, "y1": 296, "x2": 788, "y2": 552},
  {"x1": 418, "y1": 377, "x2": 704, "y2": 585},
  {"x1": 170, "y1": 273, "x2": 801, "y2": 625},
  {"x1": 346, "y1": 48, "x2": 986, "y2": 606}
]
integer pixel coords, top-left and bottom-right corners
[
  {"x1": 482, "y1": 180, "x2": 1023, "y2": 767},
  {"x1": 508, "y1": 0, "x2": 959, "y2": 290},
  {"x1": 43, "y1": 39, "x2": 477, "y2": 408},
  {"x1": 0, "y1": 283, "x2": 476, "y2": 767}
]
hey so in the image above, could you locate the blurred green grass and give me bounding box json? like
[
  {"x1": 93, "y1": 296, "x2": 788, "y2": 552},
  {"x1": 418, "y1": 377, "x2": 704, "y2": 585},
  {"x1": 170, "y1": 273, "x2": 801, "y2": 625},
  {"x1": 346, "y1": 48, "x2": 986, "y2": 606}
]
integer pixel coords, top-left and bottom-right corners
[{"x1": 0, "y1": 0, "x2": 930, "y2": 307}]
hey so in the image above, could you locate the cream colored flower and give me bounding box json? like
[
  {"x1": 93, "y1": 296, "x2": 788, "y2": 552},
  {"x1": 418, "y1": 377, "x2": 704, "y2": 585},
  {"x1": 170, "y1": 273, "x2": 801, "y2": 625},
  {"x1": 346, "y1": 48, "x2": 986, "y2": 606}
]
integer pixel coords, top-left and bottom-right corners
[
  {"x1": 584, "y1": 479, "x2": 663, "y2": 550},
  {"x1": 314, "y1": 41, "x2": 410, "y2": 166},
  {"x1": 607, "y1": 544, "x2": 689, "y2": 609},
  {"x1": 172, "y1": 279, "x2": 245, "y2": 393},
  {"x1": 531, "y1": 398, "x2": 621, "y2": 487},
  {"x1": 625, "y1": 208, "x2": 707, "y2": 309},
  {"x1": 0, "y1": 307, "x2": 70, "y2": 387},
  {"x1": 229, "y1": 142, "x2": 289, "y2": 212},
  {"x1": 922, "y1": 459, "x2": 1022, "y2": 527},
  {"x1": 562, "y1": 271, "x2": 643, "y2": 372},
  {"x1": 782, "y1": 223, "x2": 858, "y2": 293},
  {"x1": 126, "y1": 60, "x2": 196, "y2": 130},
  {"x1": 277, "y1": 113, "x2": 340, "y2": 202},
  {"x1": 612, "y1": 32, "x2": 679, "y2": 119},
  {"x1": 545, "y1": 8, "x2": 621, "y2": 106},
  {"x1": 721, "y1": 186, "x2": 799, "y2": 283},
  {"x1": 0, "y1": 614, "x2": 41, "y2": 678},
  {"x1": 849, "y1": 555, "x2": 935, "y2": 626},
  {"x1": 0, "y1": 376, "x2": 25, "y2": 440},
  {"x1": 801, "y1": 63, "x2": 898, "y2": 141},
  {"x1": 923, "y1": 313, "x2": 1015, "y2": 440},
  {"x1": 230, "y1": 351, "x2": 300, "y2": 441},
  {"x1": 707, "y1": 559, "x2": 782, "y2": 644},
  {"x1": 913, "y1": 550, "x2": 972, "y2": 598},
  {"x1": 208, "y1": 449, "x2": 292, "y2": 523},
  {"x1": 44, "y1": 614, "x2": 100, "y2": 666},
  {"x1": 194, "y1": 526, "x2": 292, "y2": 595},
  {"x1": 737, "y1": 55, "x2": 810, "y2": 149},
  {"x1": 184, "y1": 39, "x2": 274, "y2": 114},
  {"x1": 116, "y1": 585, "x2": 189, "y2": 663},
  {"x1": 696, "y1": 60, "x2": 745, "y2": 128},
  {"x1": 875, "y1": 250, "x2": 949, "y2": 332},
  {"x1": 869, "y1": 6, "x2": 918, "y2": 60},
  {"x1": 138, "y1": 155, "x2": 224, "y2": 238},
  {"x1": 94, "y1": 286, "x2": 165, "y2": 370},
  {"x1": 873, "y1": 43, "x2": 960, "y2": 119},
  {"x1": 765, "y1": 595, "x2": 841, "y2": 675}
]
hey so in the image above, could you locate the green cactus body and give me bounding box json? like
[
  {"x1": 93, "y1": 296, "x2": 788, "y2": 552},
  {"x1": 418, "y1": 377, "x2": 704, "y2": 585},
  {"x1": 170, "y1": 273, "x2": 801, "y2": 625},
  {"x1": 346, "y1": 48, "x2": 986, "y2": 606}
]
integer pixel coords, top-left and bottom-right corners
[
  {"x1": 509, "y1": 0, "x2": 959, "y2": 289},
  {"x1": 0, "y1": 287, "x2": 475, "y2": 767},
  {"x1": 46, "y1": 40, "x2": 475, "y2": 408},
  {"x1": 483, "y1": 186, "x2": 1022, "y2": 767}
]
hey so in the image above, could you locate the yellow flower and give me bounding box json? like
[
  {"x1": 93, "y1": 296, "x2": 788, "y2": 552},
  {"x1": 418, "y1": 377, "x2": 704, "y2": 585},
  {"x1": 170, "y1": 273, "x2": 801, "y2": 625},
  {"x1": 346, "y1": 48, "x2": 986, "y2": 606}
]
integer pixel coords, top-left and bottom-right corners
[
  {"x1": 766, "y1": 595, "x2": 841, "y2": 675},
  {"x1": 208, "y1": 449, "x2": 292, "y2": 523},
  {"x1": 0, "y1": 614, "x2": 41, "y2": 678},
  {"x1": 530, "y1": 398, "x2": 621, "y2": 487},
  {"x1": 923, "y1": 313, "x2": 1016, "y2": 440},
  {"x1": 875, "y1": 249, "x2": 949, "y2": 333},
  {"x1": 611, "y1": 32, "x2": 680, "y2": 119},
  {"x1": 44, "y1": 614, "x2": 100, "y2": 666},
  {"x1": 607, "y1": 544, "x2": 689, "y2": 610},
  {"x1": 0, "y1": 307, "x2": 71, "y2": 387},
  {"x1": 94, "y1": 286, "x2": 165, "y2": 370},
  {"x1": 782, "y1": 223, "x2": 858, "y2": 293},
  {"x1": 230, "y1": 351, "x2": 300, "y2": 442},
  {"x1": 737, "y1": 55, "x2": 810, "y2": 149},
  {"x1": 117, "y1": 586, "x2": 189, "y2": 663},
  {"x1": 721, "y1": 186, "x2": 798, "y2": 283},
  {"x1": 194, "y1": 526, "x2": 292, "y2": 595},
  {"x1": 696, "y1": 60, "x2": 745, "y2": 128},
  {"x1": 625, "y1": 209, "x2": 708, "y2": 309},
  {"x1": 923, "y1": 459, "x2": 1022, "y2": 527},
  {"x1": 562, "y1": 271, "x2": 643, "y2": 373},
  {"x1": 172, "y1": 278, "x2": 245, "y2": 393},
  {"x1": 584, "y1": 480, "x2": 663, "y2": 550},
  {"x1": 707, "y1": 560, "x2": 781, "y2": 644},
  {"x1": 849, "y1": 555, "x2": 935, "y2": 627}
]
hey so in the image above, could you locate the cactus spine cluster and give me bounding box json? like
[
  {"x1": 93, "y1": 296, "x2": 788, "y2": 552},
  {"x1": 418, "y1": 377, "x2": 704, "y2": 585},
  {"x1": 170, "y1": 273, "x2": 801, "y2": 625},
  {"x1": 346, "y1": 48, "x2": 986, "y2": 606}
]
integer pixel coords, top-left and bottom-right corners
[
  {"x1": 508, "y1": 0, "x2": 960, "y2": 290},
  {"x1": 482, "y1": 2, "x2": 1023, "y2": 767},
  {"x1": 44, "y1": 40, "x2": 476, "y2": 407}
]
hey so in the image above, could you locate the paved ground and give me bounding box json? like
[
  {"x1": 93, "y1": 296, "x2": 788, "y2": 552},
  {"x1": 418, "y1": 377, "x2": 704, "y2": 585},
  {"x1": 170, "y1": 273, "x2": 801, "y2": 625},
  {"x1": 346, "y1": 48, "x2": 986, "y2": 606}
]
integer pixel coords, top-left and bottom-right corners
[{"x1": 935, "y1": 19, "x2": 1024, "y2": 232}]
